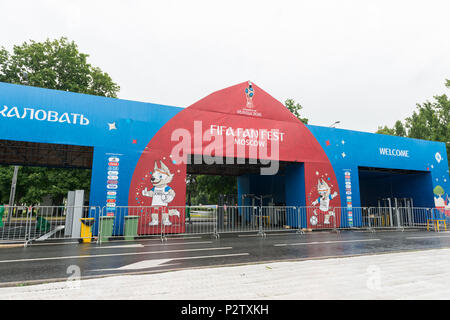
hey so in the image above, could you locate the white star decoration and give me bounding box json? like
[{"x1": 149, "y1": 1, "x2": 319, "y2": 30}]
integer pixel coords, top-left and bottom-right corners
[
  {"x1": 108, "y1": 122, "x2": 117, "y2": 130},
  {"x1": 341, "y1": 140, "x2": 345, "y2": 145},
  {"x1": 341, "y1": 152, "x2": 346, "y2": 158}
]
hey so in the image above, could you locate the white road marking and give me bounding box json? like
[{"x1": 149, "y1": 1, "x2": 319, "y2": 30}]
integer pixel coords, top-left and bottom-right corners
[
  {"x1": 93, "y1": 241, "x2": 214, "y2": 249},
  {"x1": 118, "y1": 259, "x2": 173, "y2": 269},
  {"x1": 0, "y1": 247, "x2": 234, "y2": 264},
  {"x1": 93, "y1": 236, "x2": 204, "y2": 244},
  {"x1": 147, "y1": 236, "x2": 203, "y2": 240},
  {"x1": 93, "y1": 244, "x2": 145, "y2": 249},
  {"x1": 407, "y1": 235, "x2": 450, "y2": 240},
  {"x1": 91, "y1": 253, "x2": 250, "y2": 272},
  {"x1": 274, "y1": 239, "x2": 381, "y2": 246},
  {"x1": 144, "y1": 241, "x2": 213, "y2": 247},
  {"x1": 238, "y1": 233, "x2": 301, "y2": 237},
  {"x1": 29, "y1": 242, "x2": 80, "y2": 246}
]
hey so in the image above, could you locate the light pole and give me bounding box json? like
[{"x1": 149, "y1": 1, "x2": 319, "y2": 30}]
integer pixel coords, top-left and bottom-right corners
[
  {"x1": 329, "y1": 121, "x2": 340, "y2": 128},
  {"x1": 5, "y1": 71, "x2": 29, "y2": 219},
  {"x1": 7, "y1": 166, "x2": 19, "y2": 222}
]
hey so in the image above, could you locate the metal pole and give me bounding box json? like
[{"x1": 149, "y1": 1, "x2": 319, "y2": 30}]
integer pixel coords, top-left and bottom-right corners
[
  {"x1": 387, "y1": 198, "x2": 393, "y2": 228},
  {"x1": 394, "y1": 198, "x2": 401, "y2": 229},
  {"x1": 7, "y1": 166, "x2": 19, "y2": 223}
]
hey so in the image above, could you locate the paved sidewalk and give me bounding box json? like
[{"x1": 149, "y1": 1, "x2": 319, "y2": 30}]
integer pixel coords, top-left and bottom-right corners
[{"x1": 1, "y1": 248, "x2": 450, "y2": 299}]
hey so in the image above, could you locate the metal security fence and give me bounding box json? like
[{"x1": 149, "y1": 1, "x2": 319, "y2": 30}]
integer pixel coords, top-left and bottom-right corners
[
  {"x1": 0, "y1": 206, "x2": 32, "y2": 243},
  {"x1": 217, "y1": 206, "x2": 260, "y2": 234},
  {"x1": 1, "y1": 204, "x2": 447, "y2": 246},
  {"x1": 106, "y1": 205, "x2": 219, "y2": 242},
  {"x1": 27, "y1": 206, "x2": 101, "y2": 243},
  {"x1": 303, "y1": 206, "x2": 339, "y2": 231},
  {"x1": 0, "y1": 205, "x2": 101, "y2": 245},
  {"x1": 359, "y1": 207, "x2": 433, "y2": 230},
  {"x1": 260, "y1": 206, "x2": 300, "y2": 234},
  {"x1": 96, "y1": 205, "x2": 302, "y2": 243},
  {"x1": 172, "y1": 205, "x2": 217, "y2": 237}
]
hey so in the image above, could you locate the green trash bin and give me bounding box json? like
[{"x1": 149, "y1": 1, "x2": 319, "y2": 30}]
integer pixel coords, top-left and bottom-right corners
[
  {"x1": 124, "y1": 215, "x2": 140, "y2": 241},
  {"x1": 186, "y1": 207, "x2": 191, "y2": 219},
  {"x1": 0, "y1": 205, "x2": 4, "y2": 228},
  {"x1": 186, "y1": 206, "x2": 191, "y2": 224},
  {"x1": 36, "y1": 216, "x2": 51, "y2": 233},
  {"x1": 99, "y1": 216, "x2": 115, "y2": 242}
]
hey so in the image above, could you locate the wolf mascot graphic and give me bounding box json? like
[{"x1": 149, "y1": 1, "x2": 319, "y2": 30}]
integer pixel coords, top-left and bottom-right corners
[
  {"x1": 142, "y1": 161, "x2": 180, "y2": 226},
  {"x1": 311, "y1": 179, "x2": 338, "y2": 225}
]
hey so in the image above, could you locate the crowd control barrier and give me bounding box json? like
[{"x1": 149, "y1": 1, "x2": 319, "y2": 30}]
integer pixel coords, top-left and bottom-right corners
[
  {"x1": 0, "y1": 205, "x2": 101, "y2": 246},
  {"x1": 0, "y1": 205, "x2": 446, "y2": 246}
]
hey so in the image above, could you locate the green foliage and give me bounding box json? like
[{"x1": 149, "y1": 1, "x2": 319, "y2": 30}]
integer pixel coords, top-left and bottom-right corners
[
  {"x1": 0, "y1": 37, "x2": 119, "y2": 97},
  {"x1": 187, "y1": 174, "x2": 237, "y2": 205},
  {"x1": 285, "y1": 99, "x2": 308, "y2": 124},
  {"x1": 0, "y1": 37, "x2": 118, "y2": 205},
  {"x1": 376, "y1": 125, "x2": 395, "y2": 136},
  {"x1": 376, "y1": 120, "x2": 406, "y2": 137},
  {"x1": 377, "y1": 80, "x2": 450, "y2": 167},
  {"x1": 0, "y1": 166, "x2": 91, "y2": 205}
]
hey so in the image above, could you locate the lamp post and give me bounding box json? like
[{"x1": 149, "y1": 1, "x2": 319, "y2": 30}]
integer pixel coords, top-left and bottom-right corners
[
  {"x1": 7, "y1": 166, "x2": 19, "y2": 222},
  {"x1": 329, "y1": 121, "x2": 340, "y2": 128},
  {"x1": 5, "y1": 71, "x2": 29, "y2": 220}
]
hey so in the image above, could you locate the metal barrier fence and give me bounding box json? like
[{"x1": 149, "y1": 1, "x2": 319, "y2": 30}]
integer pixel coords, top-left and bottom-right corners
[
  {"x1": 217, "y1": 206, "x2": 261, "y2": 235},
  {"x1": 0, "y1": 205, "x2": 100, "y2": 245},
  {"x1": 260, "y1": 206, "x2": 300, "y2": 235},
  {"x1": 361, "y1": 207, "x2": 433, "y2": 230},
  {"x1": 0, "y1": 205, "x2": 31, "y2": 243},
  {"x1": 1, "y1": 205, "x2": 448, "y2": 245},
  {"x1": 27, "y1": 206, "x2": 100, "y2": 243}
]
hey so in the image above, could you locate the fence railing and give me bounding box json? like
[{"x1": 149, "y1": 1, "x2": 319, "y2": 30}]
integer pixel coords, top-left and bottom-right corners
[
  {"x1": 0, "y1": 205, "x2": 31, "y2": 243},
  {"x1": 0, "y1": 205, "x2": 447, "y2": 245},
  {"x1": 0, "y1": 205, "x2": 101, "y2": 245}
]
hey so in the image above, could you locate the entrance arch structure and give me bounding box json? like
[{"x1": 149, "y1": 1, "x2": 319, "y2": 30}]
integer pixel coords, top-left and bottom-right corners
[{"x1": 129, "y1": 81, "x2": 341, "y2": 233}]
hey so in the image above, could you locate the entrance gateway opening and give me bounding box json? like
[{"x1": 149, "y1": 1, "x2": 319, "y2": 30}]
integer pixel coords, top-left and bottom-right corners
[
  {"x1": 186, "y1": 155, "x2": 305, "y2": 232},
  {"x1": 0, "y1": 139, "x2": 93, "y2": 241},
  {"x1": 358, "y1": 166, "x2": 434, "y2": 227}
]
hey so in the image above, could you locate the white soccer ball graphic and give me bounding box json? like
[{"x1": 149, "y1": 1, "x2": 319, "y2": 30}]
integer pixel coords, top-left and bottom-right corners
[{"x1": 310, "y1": 216, "x2": 318, "y2": 226}]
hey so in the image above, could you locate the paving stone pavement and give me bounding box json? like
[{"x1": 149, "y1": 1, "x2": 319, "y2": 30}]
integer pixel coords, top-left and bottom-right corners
[{"x1": 1, "y1": 248, "x2": 450, "y2": 299}]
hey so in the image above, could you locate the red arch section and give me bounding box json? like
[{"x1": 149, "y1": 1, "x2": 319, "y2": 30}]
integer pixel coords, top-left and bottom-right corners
[{"x1": 128, "y1": 82, "x2": 340, "y2": 233}]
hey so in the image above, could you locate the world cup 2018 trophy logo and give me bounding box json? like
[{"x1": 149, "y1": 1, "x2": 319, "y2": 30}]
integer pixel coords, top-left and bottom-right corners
[{"x1": 245, "y1": 81, "x2": 255, "y2": 109}]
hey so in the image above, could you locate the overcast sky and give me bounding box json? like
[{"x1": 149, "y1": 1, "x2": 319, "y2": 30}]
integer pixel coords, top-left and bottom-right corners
[{"x1": 1, "y1": 0, "x2": 449, "y2": 132}]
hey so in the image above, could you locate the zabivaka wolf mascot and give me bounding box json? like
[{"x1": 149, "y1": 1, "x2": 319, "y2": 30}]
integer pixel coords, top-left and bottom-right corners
[
  {"x1": 142, "y1": 161, "x2": 180, "y2": 226},
  {"x1": 311, "y1": 179, "x2": 338, "y2": 225}
]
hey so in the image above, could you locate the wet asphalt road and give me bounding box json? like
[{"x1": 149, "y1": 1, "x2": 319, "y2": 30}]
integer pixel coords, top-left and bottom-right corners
[{"x1": 1, "y1": 230, "x2": 450, "y2": 286}]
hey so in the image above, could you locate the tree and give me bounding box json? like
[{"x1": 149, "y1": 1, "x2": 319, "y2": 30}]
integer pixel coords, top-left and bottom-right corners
[
  {"x1": 285, "y1": 99, "x2": 308, "y2": 124},
  {"x1": 376, "y1": 120, "x2": 406, "y2": 137},
  {"x1": 186, "y1": 174, "x2": 198, "y2": 205},
  {"x1": 195, "y1": 175, "x2": 238, "y2": 204},
  {"x1": 0, "y1": 37, "x2": 120, "y2": 205},
  {"x1": 376, "y1": 80, "x2": 450, "y2": 167},
  {"x1": 187, "y1": 174, "x2": 238, "y2": 205},
  {"x1": 0, "y1": 37, "x2": 119, "y2": 97},
  {"x1": 0, "y1": 166, "x2": 92, "y2": 205}
]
